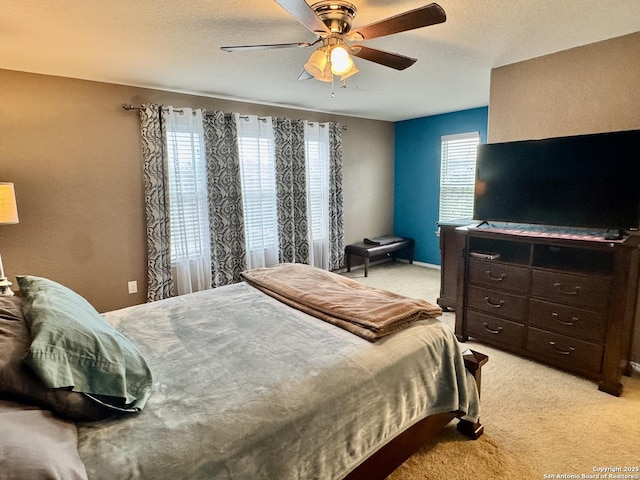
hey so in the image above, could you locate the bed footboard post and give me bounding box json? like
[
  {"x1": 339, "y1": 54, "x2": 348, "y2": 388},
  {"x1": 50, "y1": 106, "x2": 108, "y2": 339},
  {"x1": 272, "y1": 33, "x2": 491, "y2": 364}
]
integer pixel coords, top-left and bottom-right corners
[{"x1": 457, "y1": 349, "x2": 488, "y2": 440}]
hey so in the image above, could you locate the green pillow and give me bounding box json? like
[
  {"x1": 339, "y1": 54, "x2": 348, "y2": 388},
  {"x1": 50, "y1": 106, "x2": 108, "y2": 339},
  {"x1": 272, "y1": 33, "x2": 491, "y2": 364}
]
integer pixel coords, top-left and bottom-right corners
[
  {"x1": 0, "y1": 296, "x2": 113, "y2": 421},
  {"x1": 18, "y1": 276, "x2": 152, "y2": 413}
]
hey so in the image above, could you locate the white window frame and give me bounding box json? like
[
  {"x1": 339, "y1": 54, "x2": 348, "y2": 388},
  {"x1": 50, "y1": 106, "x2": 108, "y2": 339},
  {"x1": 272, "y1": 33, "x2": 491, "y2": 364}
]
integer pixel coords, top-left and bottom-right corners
[
  {"x1": 304, "y1": 122, "x2": 331, "y2": 269},
  {"x1": 166, "y1": 119, "x2": 210, "y2": 265},
  {"x1": 236, "y1": 115, "x2": 280, "y2": 269},
  {"x1": 165, "y1": 107, "x2": 213, "y2": 295},
  {"x1": 439, "y1": 131, "x2": 480, "y2": 222}
]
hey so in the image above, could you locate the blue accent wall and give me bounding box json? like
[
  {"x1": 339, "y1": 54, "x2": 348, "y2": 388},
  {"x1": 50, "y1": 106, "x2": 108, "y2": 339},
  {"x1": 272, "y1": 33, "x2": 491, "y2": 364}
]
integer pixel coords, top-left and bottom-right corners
[{"x1": 393, "y1": 107, "x2": 489, "y2": 265}]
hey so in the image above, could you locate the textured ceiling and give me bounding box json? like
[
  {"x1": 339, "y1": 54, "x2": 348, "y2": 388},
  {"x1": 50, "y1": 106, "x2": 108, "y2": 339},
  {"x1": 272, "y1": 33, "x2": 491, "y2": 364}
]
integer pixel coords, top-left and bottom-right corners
[{"x1": 3, "y1": 0, "x2": 640, "y2": 121}]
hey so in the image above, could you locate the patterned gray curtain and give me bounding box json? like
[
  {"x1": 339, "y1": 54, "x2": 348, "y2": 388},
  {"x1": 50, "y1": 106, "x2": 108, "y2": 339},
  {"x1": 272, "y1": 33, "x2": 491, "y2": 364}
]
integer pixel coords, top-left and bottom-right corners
[
  {"x1": 328, "y1": 123, "x2": 345, "y2": 270},
  {"x1": 273, "y1": 118, "x2": 310, "y2": 264},
  {"x1": 202, "y1": 111, "x2": 247, "y2": 286},
  {"x1": 139, "y1": 104, "x2": 175, "y2": 301}
]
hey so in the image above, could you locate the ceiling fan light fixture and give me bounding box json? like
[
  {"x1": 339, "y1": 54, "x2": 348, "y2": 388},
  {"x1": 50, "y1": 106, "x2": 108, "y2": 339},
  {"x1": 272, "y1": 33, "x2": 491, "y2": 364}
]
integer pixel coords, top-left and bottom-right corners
[
  {"x1": 304, "y1": 47, "x2": 329, "y2": 78},
  {"x1": 340, "y1": 62, "x2": 358, "y2": 81},
  {"x1": 329, "y1": 45, "x2": 353, "y2": 75},
  {"x1": 314, "y1": 62, "x2": 334, "y2": 82}
]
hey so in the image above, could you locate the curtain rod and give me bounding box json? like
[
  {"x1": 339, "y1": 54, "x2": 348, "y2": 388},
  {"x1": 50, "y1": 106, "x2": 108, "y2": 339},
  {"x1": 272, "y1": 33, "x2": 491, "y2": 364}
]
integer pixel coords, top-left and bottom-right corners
[
  {"x1": 122, "y1": 104, "x2": 347, "y2": 130},
  {"x1": 122, "y1": 104, "x2": 186, "y2": 114},
  {"x1": 122, "y1": 104, "x2": 143, "y2": 111}
]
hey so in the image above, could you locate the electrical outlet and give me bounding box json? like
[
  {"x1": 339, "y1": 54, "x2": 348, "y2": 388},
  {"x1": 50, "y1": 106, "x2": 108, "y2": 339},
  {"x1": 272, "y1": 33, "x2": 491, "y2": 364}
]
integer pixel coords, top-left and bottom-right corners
[{"x1": 128, "y1": 281, "x2": 138, "y2": 294}]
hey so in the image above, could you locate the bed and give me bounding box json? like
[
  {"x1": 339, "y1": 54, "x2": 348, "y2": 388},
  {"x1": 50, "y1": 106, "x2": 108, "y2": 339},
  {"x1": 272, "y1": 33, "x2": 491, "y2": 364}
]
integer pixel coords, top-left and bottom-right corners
[{"x1": 0, "y1": 263, "x2": 484, "y2": 480}]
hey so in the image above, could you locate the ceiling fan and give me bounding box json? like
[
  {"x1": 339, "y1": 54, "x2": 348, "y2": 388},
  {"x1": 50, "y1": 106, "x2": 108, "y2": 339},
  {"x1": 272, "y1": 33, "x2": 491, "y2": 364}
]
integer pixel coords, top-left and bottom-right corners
[{"x1": 220, "y1": 0, "x2": 446, "y2": 82}]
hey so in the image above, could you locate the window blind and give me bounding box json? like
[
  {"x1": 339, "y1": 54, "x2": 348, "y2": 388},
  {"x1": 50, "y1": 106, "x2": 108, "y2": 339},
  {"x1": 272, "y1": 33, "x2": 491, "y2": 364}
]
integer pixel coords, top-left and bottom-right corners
[
  {"x1": 304, "y1": 122, "x2": 331, "y2": 269},
  {"x1": 236, "y1": 116, "x2": 279, "y2": 265},
  {"x1": 305, "y1": 135, "x2": 329, "y2": 239},
  {"x1": 439, "y1": 132, "x2": 480, "y2": 222},
  {"x1": 166, "y1": 127, "x2": 210, "y2": 263}
]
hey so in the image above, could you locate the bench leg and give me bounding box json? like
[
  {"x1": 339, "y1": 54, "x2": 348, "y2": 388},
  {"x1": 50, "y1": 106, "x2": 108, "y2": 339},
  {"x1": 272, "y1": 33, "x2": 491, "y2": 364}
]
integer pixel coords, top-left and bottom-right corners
[
  {"x1": 364, "y1": 258, "x2": 369, "y2": 277},
  {"x1": 347, "y1": 253, "x2": 352, "y2": 272}
]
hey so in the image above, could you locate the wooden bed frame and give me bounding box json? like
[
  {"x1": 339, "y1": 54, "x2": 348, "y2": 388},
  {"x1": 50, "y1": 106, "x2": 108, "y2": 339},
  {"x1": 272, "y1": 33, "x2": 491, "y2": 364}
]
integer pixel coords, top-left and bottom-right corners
[{"x1": 346, "y1": 349, "x2": 488, "y2": 480}]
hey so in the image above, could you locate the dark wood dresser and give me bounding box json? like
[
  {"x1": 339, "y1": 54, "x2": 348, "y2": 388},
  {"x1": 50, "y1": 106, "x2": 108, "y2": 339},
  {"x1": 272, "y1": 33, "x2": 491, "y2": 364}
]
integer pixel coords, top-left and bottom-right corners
[
  {"x1": 437, "y1": 220, "x2": 473, "y2": 311},
  {"x1": 455, "y1": 227, "x2": 639, "y2": 396}
]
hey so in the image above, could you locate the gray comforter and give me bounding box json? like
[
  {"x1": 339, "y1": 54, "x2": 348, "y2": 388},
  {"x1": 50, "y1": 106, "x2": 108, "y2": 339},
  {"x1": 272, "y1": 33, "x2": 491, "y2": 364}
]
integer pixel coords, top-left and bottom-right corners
[{"x1": 77, "y1": 282, "x2": 479, "y2": 479}]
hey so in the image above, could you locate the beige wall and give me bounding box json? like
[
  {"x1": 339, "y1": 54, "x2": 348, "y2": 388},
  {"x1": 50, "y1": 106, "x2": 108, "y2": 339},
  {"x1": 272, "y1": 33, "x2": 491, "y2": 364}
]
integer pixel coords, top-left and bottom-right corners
[
  {"x1": 489, "y1": 31, "x2": 640, "y2": 143},
  {"x1": 0, "y1": 68, "x2": 394, "y2": 312},
  {"x1": 488, "y1": 31, "x2": 640, "y2": 364}
]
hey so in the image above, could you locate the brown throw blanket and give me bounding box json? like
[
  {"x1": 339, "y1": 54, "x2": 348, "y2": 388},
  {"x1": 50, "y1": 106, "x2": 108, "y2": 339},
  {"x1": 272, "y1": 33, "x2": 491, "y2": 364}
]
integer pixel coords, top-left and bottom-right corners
[{"x1": 240, "y1": 263, "x2": 442, "y2": 342}]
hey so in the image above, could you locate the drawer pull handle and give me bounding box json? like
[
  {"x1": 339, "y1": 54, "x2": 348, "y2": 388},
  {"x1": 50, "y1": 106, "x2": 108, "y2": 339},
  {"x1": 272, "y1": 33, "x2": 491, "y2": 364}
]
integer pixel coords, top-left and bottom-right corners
[
  {"x1": 483, "y1": 296, "x2": 505, "y2": 308},
  {"x1": 483, "y1": 322, "x2": 503, "y2": 334},
  {"x1": 484, "y1": 270, "x2": 506, "y2": 282},
  {"x1": 549, "y1": 341, "x2": 576, "y2": 355},
  {"x1": 553, "y1": 282, "x2": 581, "y2": 295},
  {"x1": 551, "y1": 312, "x2": 579, "y2": 326}
]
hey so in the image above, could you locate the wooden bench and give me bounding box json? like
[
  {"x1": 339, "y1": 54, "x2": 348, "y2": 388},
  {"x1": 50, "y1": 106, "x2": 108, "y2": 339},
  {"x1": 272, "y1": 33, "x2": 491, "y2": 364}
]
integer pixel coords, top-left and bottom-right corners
[{"x1": 345, "y1": 237, "x2": 415, "y2": 277}]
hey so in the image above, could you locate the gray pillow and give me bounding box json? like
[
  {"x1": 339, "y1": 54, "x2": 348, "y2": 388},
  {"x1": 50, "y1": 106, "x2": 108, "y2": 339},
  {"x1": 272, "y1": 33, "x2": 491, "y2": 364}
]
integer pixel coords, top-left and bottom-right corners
[
  {"x1": 0, "y1": 399, "x2": 88, "y2": 480},
  {"x1": 0, "y1": 296, "x2": 111, "y2": 421},
  {"x1": 18, "y1": 275, "x2": 153, "y2": 413}
]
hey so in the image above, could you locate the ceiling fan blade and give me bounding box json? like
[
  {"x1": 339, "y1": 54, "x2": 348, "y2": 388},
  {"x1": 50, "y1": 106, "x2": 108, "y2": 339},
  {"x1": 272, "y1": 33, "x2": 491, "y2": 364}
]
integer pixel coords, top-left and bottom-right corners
[
  {"x1": 348, "y1": 3, "x2": 446, "y2": 41},
  {"x1": 221, "y1": 41, "x2": 316, "y2": 52},
  {"x1": 274, "y1": 0, "x2": 330, "y2": 35},
  {"x1": 350, "y1": 45, "x2": 417, "y2": 70},
  {"x1": 298, "y1": 70, "x2": 314, "y2": 81}
]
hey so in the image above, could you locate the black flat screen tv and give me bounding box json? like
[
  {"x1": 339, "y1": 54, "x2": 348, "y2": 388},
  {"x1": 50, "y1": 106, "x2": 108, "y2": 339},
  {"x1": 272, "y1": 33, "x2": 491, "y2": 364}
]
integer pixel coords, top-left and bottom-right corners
[{"x1": 473, "y1": 129, "x2": 640, "y2": 233}]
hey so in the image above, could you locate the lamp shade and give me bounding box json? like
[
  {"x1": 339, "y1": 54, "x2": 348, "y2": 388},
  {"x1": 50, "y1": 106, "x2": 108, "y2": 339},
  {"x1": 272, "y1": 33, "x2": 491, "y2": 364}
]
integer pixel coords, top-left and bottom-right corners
[
  {"x1": 314, "y1": 62, "x2": 334, "y2": 82},
  {"x1": 330, "y1": 46, "x2": 353, "y2": 75},
  {"x1": 304, "y1": 48, "x2": 329, "y2": 78},
  {"x1": 340, "y1": 62, "x2": 359, "y2": 81},
  {"x1": 0, "y1": 183, "x2": 19, "y2": 224}
]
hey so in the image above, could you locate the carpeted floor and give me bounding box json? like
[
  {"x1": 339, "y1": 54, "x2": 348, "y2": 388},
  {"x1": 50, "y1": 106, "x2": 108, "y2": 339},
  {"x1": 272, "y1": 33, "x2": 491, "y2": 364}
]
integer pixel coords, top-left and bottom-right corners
[{"x1": 342, "y1": 261, "x2": 640, "y2": 480}]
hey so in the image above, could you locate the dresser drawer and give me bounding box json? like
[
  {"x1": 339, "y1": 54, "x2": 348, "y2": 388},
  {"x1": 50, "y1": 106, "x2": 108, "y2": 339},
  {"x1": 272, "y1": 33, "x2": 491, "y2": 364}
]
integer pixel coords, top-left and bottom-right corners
[
  {"x1": 468, "y1": 259, "x2": 530, "y2": 293},
  {"x1": 466, "y1": 310, "x2": 525, "y2": 348},
  {"x1": 526, "y1": 327, "x2": 603, "y2": 374},
  {"x1": 530, "y1": 270, "x2": 610, "y2": 311},
  {"x1": 467, "y1": 285, "x2": 527, "y2": 320},
  {"x1": 528, "y1": 299, "x2": 607, "y2": 343}
]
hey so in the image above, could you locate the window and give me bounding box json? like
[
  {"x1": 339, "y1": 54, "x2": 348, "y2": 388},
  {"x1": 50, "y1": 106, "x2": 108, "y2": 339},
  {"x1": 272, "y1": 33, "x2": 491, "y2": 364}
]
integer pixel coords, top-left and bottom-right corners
[
  {"x1": 439, "y1": 132, "x2": 480, "y2": 222},
  {"x1": 166, "y1": 117, "x2": 210, "y2": 264},
  {"x1": 236, "y1": 115, "x2": 279, "y2": 268},
  {"x1": 304, "y1": 122, "x2": 330, "y2": 269},
  {"x1": 166, "y1": 111, "x2": 335, "y2": 283},
  {"x1": 165, "y1": 107, "x2": 212, "y2": 295}
]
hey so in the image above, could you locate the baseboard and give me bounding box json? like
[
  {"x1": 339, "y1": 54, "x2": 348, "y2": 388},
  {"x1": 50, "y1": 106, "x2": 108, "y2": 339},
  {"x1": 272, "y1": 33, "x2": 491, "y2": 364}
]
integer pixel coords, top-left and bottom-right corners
[
  {"x1": 398, "y1": 259, "x2": 440, "y2": 270},
  {"x1": 630, "y1": 361, "x2": 640, "y2": 377}
]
